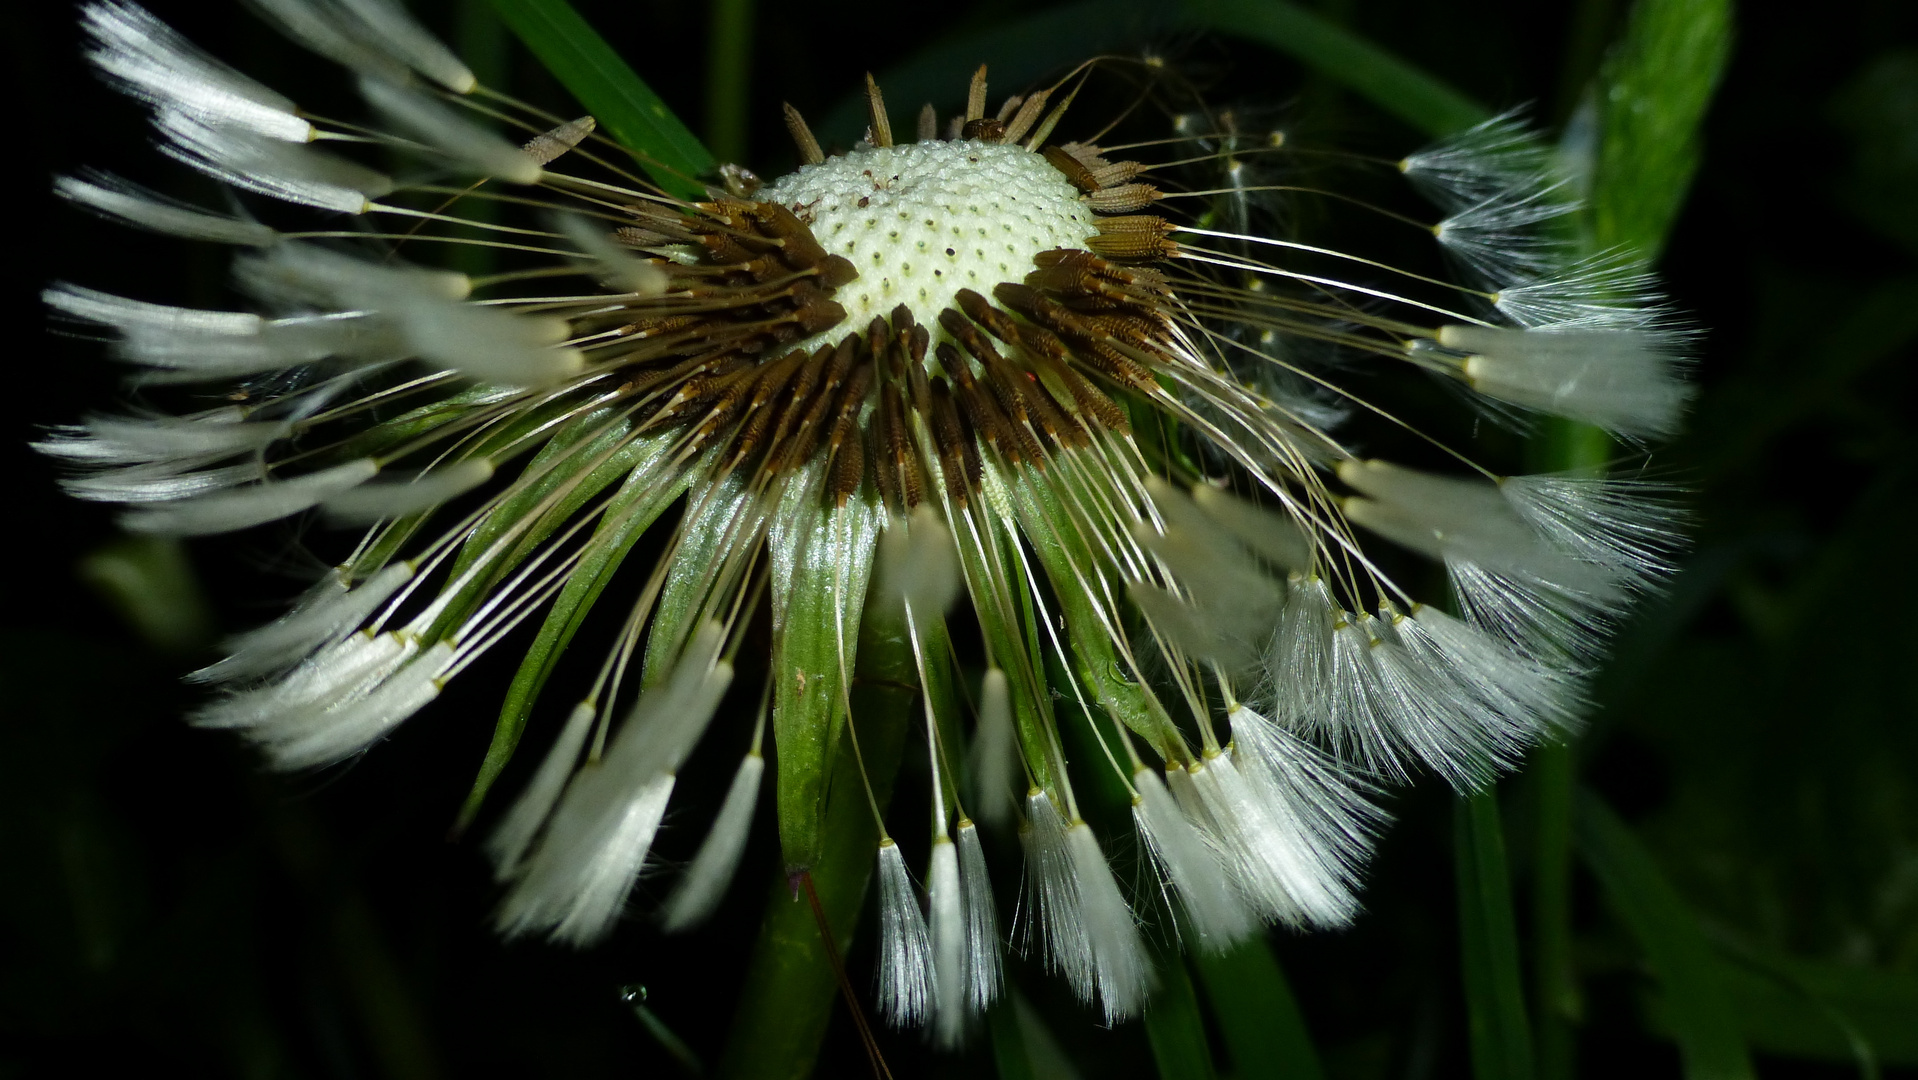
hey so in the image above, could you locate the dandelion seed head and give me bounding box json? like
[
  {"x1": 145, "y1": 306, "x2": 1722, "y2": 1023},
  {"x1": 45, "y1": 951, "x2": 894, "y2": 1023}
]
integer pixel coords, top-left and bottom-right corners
[{"x1": 41, "y1": 0, "x2": 1702, "y2": 1043}]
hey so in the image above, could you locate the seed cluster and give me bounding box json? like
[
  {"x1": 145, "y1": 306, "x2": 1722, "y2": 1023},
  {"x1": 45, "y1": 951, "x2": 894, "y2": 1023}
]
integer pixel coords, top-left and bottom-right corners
[{"x1": 572, "y1": 122, "x2": 1183, "y2": 512}]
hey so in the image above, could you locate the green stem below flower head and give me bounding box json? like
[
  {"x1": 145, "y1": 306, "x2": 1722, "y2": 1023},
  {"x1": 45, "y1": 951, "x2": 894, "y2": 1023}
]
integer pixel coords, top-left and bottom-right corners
[{"x1": 718, "y1": 571, "x2": 921, "y2": 1080}]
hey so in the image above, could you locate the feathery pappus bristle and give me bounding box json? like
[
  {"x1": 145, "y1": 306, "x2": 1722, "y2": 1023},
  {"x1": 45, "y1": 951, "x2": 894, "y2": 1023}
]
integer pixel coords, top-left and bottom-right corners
[{"x1": 876, "y1": 839, "x2": 934, "y2": 1027}]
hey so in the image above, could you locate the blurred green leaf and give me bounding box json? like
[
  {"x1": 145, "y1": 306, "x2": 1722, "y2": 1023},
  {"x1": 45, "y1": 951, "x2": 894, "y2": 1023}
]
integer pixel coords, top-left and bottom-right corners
[
  {"x1": 1576, "y1": 792, "x2": 1754, "y2": 1080},
  {"x1": 485, "y1": 0, "x2": 713, "y2": 197},
  {"x1": 988, "y1": 995, "x2": 1038, "y2": 1080},
  {"x1": 1455, "y1": 789, "x2": 1535, "y2": 1080},
  {"x1": 1588, "y1": 0, "x2": 1734, "y2": 258},
  {"x1": 77, "y1": 534, "x2": 214, "y2": 655},
  {"x1": 1708, "y1": 935, "x2": 1918, "y2": 1069},
  {"x1": 1180, "y1": 0, "x2": 1490, "y2": 135},
  {"x1": 1190, "y1": 937, "x2": 1324, "y2": 1080},
  {"x1": 1830, "y1": 49, "x2": 1918, "y2": 255},
  {"x1": 1143, "y1": 954, "x2": 1217, "y2": 1080}
]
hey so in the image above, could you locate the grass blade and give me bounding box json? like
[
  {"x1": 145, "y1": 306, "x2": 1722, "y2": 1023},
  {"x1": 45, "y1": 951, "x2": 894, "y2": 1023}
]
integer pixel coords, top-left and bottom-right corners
[
  {"x1": 485, "y1": 0, "x2": 713, "y2": 197},
  {"x1": 1455, "y1": 787, "x2": 1535, "y2": 1080},
  {"x1": 1575, "y1": 791, "x2": 1754, "y2": 1080},
  {"x1": 1144, "y1": 954, "x2": 1218, "y2": 1080},
  {"x1": 988, "y1": 995, "x2": 1038, "y2": 1080},
  {"x1": 1586, "y1": 0, "x2": 1735, "y2": 259},
  {"x1": 1190, "y1": 937, "x2": 1324, "y2": 1080}
]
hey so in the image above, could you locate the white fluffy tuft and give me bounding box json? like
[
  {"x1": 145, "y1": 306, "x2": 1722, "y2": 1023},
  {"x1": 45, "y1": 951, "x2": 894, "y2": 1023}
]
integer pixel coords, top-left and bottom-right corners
[
  {"x1": 156, "y1": 109, "x2": 388, "y2": 214},
  {"x1": 193, "y1": 562, "x2": 414, "y2": 683},
  {"x1": 1132, "y1": 767, "x2": 1258, "y2": 950},
  {"x1": 57, "y1": 173, "x2": 279, "y2": 246},
  {"x1": 1063, "y1": 821, "x2": 1151, "y2": 1023},
  {"x1": 486, "y1": 701, "x2": 598, "y2": 879},
  {"x1": 1441, "y1": 324, "x2": 1692, "y2": 439},
  {"x1": 359, "y1": 76, "x2": 541, "y2": 184},
  {"x1": 956, "y1": 821, "x2": 1003, "y2": 1013},
  {"x1": 660, "y1": 751, "x2": 764, "y2": 933},
  {"x1": 555, "y1": 214, "x2": 669, "y2": 296},
  {"x1": 876, "y1": 840, "x2": 934, "y2": 1028},
  {"x1": 121, "y1": 457, "x2": 379, "y2": 534},
  {"x1": 321, "y1": 459, "x2": 495, "y2": 523},
  {"x1": 82, "y1": 1, "x2": 313, "y2": 141},
  {"x1": 969, "y1": 669, "x2": 1019, "y2": 828},
  {"x1": 928, "y1": 837, "x2": 968, "y2": 1046}
]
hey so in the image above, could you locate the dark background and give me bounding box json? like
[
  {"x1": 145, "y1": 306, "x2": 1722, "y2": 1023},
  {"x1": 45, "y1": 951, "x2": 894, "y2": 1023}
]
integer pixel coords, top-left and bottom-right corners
[{"x1": 4, "y1": 0, "x2": 1916, "y2": 1077}]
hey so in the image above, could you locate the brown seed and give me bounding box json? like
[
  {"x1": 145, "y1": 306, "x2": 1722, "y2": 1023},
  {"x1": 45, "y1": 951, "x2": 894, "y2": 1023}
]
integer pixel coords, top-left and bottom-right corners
[
  {"x1": 929, "y1": 379, "x2": 975, "y2": 505},
  {"x1": 829, "y1": 427, "x2": 865, "y2": 505},
  {"x1": 1088, "y1": 160, "x2": 1147, "y2": 188},
  {"x1": 952, "y1": 288, "x2": 1022, "y2": 343},
  {"x1": 523, "y1": 116, "x2": 596, "y2": 165},
  {"x1": 814, "y1": 254, "x2": 859, "y2": 289},
  {"x1": 870, "y1": 404, "x2": 899, "y2": 511},
  {"x1": 727, "y1": 350, "x2": 808, "y2": 466},
  {"x1": 746, "y1": 202, "x2": 829, "y2": 269},
  {"x1": 1001, "y1": 90, "x2": 1049, "y2": 145},
  {"x1": 782, "y1": 103, "x2": 824, "y2": 165},
  {"x1": 938, "y1": 307, "x2": 1006, "y2": 367},
  {"x1": 1086, "y1": 215, "x2": 1178, "y2": 260},
  {"x1": 864, "y1": 73, "x2": 894, "y2": 149},
  {"x1": 961, "y1": 118, "x2": 1006, "y2": 142},
  {"x1": 1042, "y1": 145, "x2": 1099, "y2": 192},
  {"x1": 1047, "y1": 360, "x2": 1132, "y2": 435},
  {"x1": 1085, "y1": 183, "x2": 1163, "y2": 214},
  {"x1": 965, "y1": 64, "x2": 989, "y2": 122}
]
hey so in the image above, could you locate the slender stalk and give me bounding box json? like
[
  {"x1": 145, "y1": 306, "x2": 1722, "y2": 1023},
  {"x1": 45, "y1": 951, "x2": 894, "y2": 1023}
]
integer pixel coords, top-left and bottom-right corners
[
  {"x1": 704, "y1": 0, "x2": 755, "y2": 165},
  {"x1": 1455, "y1": 786, "x2": 1536, "y2": 1080},
  {"x1": 1526, "y1": 418, "x2": 1609, "y2": 1080},
  {"x1": 1530, "y1": 741, "x2": 1580, "y2": 1080}
]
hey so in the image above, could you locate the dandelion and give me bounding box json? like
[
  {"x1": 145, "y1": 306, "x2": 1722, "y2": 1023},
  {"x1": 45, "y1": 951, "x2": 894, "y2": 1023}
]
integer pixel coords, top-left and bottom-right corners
[{"x1": 43, "y1": 0, "x2": 1692, "y2": 1045}]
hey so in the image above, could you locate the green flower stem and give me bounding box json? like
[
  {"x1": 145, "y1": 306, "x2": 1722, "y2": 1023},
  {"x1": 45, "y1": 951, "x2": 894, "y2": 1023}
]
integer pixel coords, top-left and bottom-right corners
[
  {"x1": 717, "y1": 593, "x2": 920, "y2": 1080},
  {"x1": 1456, "y1": 786, "x2": 1536, "y2": 1080},
  {"x1": 704, "y1": 0, "x2": 754, "y2": 165}
]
